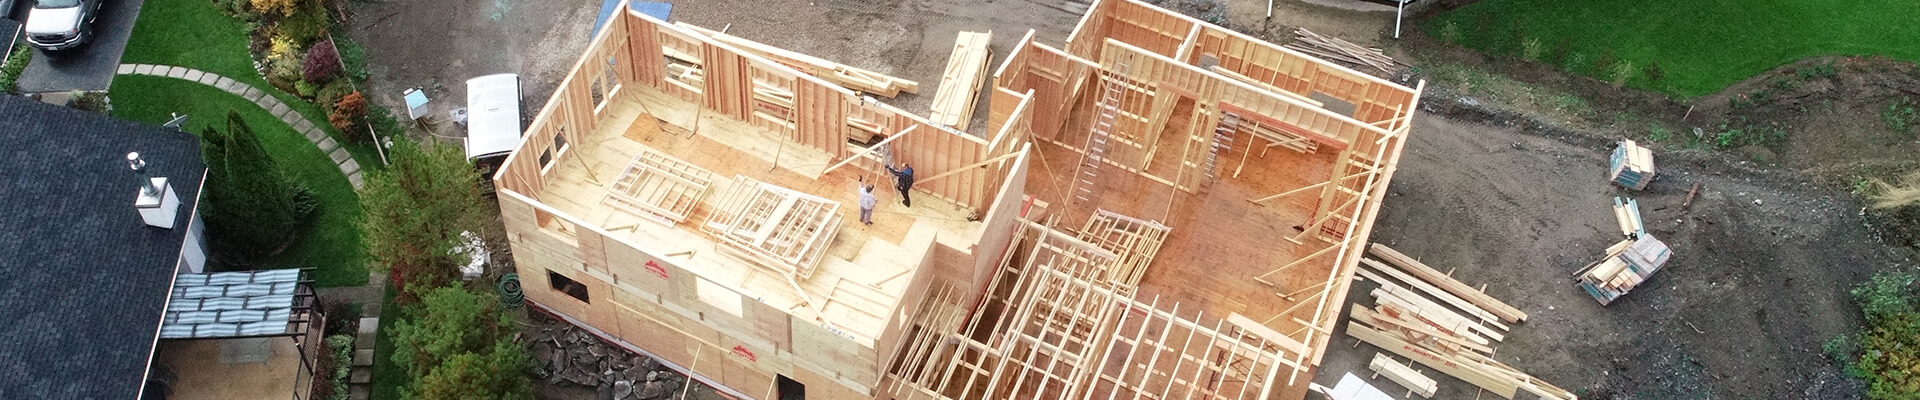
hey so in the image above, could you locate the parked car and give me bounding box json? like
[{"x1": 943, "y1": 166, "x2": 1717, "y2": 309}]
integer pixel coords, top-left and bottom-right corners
[{"x1": 23, "y1": 0, "x2": 99, "y2": 51}]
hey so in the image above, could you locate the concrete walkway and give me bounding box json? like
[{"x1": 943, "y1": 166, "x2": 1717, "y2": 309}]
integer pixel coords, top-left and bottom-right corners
[{"x1": 116, "y1": 63, "x2": 367, "y2": 188}]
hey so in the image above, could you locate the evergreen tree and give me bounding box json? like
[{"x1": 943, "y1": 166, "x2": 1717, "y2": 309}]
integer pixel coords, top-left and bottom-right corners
[
  {"x1": 359, "y1": 140, "x2": 485, "y2": 302},
  {"x1": 392, "y1": 284, "x2": 532, "y2": 400},
  {"x1": 200, "y1": 110, "x2": 300, "y2": 265}
]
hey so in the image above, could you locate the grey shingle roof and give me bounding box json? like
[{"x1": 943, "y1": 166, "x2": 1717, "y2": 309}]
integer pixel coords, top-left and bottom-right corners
[{"x1": 0, "y1": 95, "x2": 205, "y2": 399}]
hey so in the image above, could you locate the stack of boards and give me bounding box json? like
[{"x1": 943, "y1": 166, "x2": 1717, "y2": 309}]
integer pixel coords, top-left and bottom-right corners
[
  {"x1": 1574, "y1": 196, "x2": 1672, "y2": 305},
  {"x1": 1344, "y1": 244, "x2": 1576, "y2": 400},
  {"x1": 1609, "y1": 139, "x2": 1656, "y2": 190},
  {"x1": 928, "y1": 31, "x2": 993, "y2": 130}
]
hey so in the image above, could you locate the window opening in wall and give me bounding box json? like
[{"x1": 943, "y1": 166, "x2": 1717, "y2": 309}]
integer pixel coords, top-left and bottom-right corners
[
  {"x1": 776, "y1": 375, "x2": 806, "y2": 400},
  {"x1": 1309, "y1": 91, "x2": 1357, "y2": 117},
  {"x1": 534, "y1": 208, "x2": 577, "y2": 241},
  {"x1": 548, "y1": 270, "x2": 590, "y2": 303},
  {"x1": 538, "y1": 148, "x2": 554, "y2": 172}
]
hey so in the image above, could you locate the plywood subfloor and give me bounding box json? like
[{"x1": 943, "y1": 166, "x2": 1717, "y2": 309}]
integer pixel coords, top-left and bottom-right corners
[
  {"x1": 537, "y1": 87, "x2": 982, "y2": 342},
  {"x1": 1023, "y1": 125, "x2": 1348, "y2": 336}
]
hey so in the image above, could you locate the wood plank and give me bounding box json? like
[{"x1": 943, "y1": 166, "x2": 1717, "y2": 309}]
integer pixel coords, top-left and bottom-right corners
[
  {"x1": 1359, "y1": 259, "x2": 1507, "y2": 331},
  {"x1": 1368, "y1": 244, "x2": 1528, "y2": 323},
  {"x1": 1368, "y1": 353, "x2": 1438, "y2": 398},
  {"x1": 1224, "y1": 313, "x2": 1309, "y2": 356},
  {"x1": 1345, "y1": 324, "x2": 1520, "y2": 399}
]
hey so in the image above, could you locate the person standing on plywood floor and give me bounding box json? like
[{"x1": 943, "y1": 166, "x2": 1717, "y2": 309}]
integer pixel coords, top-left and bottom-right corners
[
  {"x1": 857, "y1": 175, "x2": 878, "y2": 225},
  {"x1": 887, "y1": 163, "x2": 915, "y2": 207}
]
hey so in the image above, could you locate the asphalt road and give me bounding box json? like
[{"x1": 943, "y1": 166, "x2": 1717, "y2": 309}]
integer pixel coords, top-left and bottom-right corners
[{"x1": 14, "y1": 0, "x2": 143, "y2": 93}]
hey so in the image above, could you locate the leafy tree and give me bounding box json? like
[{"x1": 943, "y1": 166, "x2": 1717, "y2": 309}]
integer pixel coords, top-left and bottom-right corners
[
  {"x1": 391, "y1": 284, "x2": 531, "y2": 400},
  {"x1": 200, "y1": 110, "x2": 300, "y2": 264},
  {"x1": 359, "y1": 140, "x2": 485, "y2": 302}
]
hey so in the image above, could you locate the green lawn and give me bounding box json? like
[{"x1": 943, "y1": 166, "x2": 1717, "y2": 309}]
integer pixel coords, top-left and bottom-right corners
[
  {"x1": 1425, "y1": 0, "x2": 1920, "y2": 98},
  {"x1": 370, "y1": 289, "x2": 407, "y2": 399},
  {"x1": 121, "y1": 0, "x2": 385, "y2": 168},
  {"x1": 113, "y1": 75, "x2": 370, "y2": 287}
]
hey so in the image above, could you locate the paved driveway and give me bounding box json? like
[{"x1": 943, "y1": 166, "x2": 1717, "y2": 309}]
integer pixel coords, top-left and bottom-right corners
[{"x1": 14, "y1": 0, "x2": 143, "y2": 93}]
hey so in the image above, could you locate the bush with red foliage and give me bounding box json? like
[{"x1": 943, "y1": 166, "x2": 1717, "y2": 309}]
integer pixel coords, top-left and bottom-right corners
[{"x1": 303, "y1": 39, "x2": 341, "y2": 84}]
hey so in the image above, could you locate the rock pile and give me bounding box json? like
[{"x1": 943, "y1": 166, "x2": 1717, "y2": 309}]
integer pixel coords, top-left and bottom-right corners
[{"x1": 531, "y1": 318, "x2": 686, "y2": 400}]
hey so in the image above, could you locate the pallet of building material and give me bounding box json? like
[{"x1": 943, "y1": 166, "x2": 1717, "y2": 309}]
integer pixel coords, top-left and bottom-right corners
[
  {"x1": 1572, "y1": 234, "x2": 1670, "y2": 306},
  {"x1": 928, "y1": 31, "x2": 993, "y2": 130},
  {"x1": 1609, "y1": 139, "x2": 1656, "y2": 190},
  {"x1": 1284, "y1": 28, "x2": 1406, "y2": 73},
  {"x1": 676, "y1": 23, "x2": 919, "y2": 97}
]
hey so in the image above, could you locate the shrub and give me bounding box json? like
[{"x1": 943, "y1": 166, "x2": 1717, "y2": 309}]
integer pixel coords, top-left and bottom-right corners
[
  {"x1": 390, "y1": 284, "x2": 532, "y2": 399},
  {"x1": 0, "y1": 45, "x2": 30, "y2": 93},
  {"x1": 1643, "y1": 61, "x2": 1665, "y2": 83},
  {"x1": 251, "y1": 0, "x2": 303, "y2": 17},
  {"x1": 1648, "y1": 123, "x2": 1673, "y2": 142},
  {"x1": 267, "y1": 35, "x2": 306, "y2": 86},
  {"x1": 334, "y1": 38, "x2": 370, "y2": 82},
  {"x1": 303, "y1": 39, "x2": 341, "y2": 84},
  {"x1": 1850, "y1": 270, "x2": 1920, "y2": 399},
  {"x1": 200, "y1": 110, "x2": 302, "y2": 265},
  {"x1": 295, "y1": 80, "x2": 318, "y2": 98},
  {"x1": 274, "y1": 0, "x2": 331, "y2": 46},
  {"x1": 1798, "y1": 61, "x2": 1839, "y2": 80},
  {"x1": 329, "y1": 91, "x2": 368, "y2": 140},
  {"x1": 1885, "y1": 97, "x2": 1917, "y2": 133},
  {"x1": 66, "y1": 91, "x2": 110, "y2": 113}
]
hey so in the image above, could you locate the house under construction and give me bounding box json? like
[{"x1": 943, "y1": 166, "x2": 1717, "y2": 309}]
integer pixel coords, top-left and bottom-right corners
[{"x1": 491, "y1": 0, "x2": 1423, "y2": 399}]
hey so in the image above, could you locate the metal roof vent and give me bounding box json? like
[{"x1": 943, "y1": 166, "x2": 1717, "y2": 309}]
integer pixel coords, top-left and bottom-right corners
[{"x1": 130, "y1": 152, "x2": 180, "y2": 229}]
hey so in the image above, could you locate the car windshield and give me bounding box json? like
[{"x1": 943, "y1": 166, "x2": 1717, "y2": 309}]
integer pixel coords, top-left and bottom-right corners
[{"x1": 36, "y1": 0, "x2": 80, "y2": 8}]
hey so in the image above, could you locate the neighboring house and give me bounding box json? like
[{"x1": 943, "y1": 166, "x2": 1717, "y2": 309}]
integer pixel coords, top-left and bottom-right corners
[
  {"x1": 0, "y1": 95, "x2": 322, "y2": 400},
  {"x1": 495, "y1": 1, "x2": 1421, "y2": 399}
]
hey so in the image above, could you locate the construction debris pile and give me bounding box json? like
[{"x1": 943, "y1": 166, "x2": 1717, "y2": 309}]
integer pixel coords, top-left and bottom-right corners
[
  {"x1": 1608, "y1": 139, "x2": 1657, "y2": 190},
  {"x1": 1574, "y1": 197, "x2": 1672, "y2": 305},
  {"x1": 531, "y1": 316, "x2": 688, "y2": 400},
  {"x1": 1339, "y1": 244, "x2": 1576, "y2": 400},
  {"x1": 1285, "y1": 28, "x2": 1407, "y2": 73}
]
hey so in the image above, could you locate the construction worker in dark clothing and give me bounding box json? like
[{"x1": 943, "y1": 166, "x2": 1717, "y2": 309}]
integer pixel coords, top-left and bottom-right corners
[{"x1": 887, "y1": 163, "x2": 915, "y2": 207}]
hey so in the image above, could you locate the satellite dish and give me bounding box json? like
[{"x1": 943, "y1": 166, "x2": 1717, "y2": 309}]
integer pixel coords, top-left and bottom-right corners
[{"x1": 162, "y1": 113, "x2": 189, "y2": 131}]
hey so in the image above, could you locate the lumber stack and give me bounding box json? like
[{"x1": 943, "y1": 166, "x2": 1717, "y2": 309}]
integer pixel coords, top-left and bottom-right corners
[
  {"x1": 1574, "y1": 236, "x2": 1670, "y2": 306},
  {"x1": 677, "y1": 23, "x2": 920, "y2": 97},
  {"x1": 1284, "y1": 28, "x2": 1406, "y2": 73},
  {"x1": 928, "y1": 31, "x2": 993, "y2": 130},
  {"x1": 1346, "y1": 245, "x2": 1575, "y2": 400},
  {"x1": 1609, "y1": 139, "x2": 1656, "y2": 190},
  {"x1": 1574, "y1": 196, "x2": 1670, "y2": 305}
]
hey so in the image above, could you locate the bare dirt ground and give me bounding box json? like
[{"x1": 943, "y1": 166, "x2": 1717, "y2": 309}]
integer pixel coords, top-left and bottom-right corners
[{"x1": 341, "y1": 0, "x2": 1915, "y2": 398}]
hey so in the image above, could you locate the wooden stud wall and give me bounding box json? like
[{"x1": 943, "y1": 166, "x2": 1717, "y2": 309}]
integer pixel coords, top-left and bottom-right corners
[{"x1": 499, "y1": 190, "x2": 889, "y2": 398}]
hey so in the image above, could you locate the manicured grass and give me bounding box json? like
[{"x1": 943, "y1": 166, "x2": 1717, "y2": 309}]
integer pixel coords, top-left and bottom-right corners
[
  {"x1": 370, "y1": 289, "x2": 407, "y2": 399},
  {"x1": 1426, "y1": 0, "x2": 1920, "y2": 98},
  {"x1": 121, "y1": 0, "x2": 386, "y2": 168},
  {"x1": 112, "y1": 75, "x2": 370, "y2": 287}
]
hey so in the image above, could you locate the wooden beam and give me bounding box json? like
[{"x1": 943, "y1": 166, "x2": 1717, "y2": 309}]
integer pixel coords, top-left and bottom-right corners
[
  {"x1": 1360, "y1": 259, "x2": 1509, "y2": 331},
  {"x1": 1345, "y1": 324, "x2": 1520, "y2": 399},
  {"x1": 1369, "y1": 244, "x2": 1528, "y2": 323},
  {"x1": 1225, "y1": 313, "x2": 1309, "y2": 356},
  {"x1": 1369, "y1": 353, "x2": 1439, "y2": 398},
  {"x1": 820, "y1": 125, "x2": 917, "y2": 176},
  {"x1": 913, "y1": 151, "x2": 1024, "y2": 185}
]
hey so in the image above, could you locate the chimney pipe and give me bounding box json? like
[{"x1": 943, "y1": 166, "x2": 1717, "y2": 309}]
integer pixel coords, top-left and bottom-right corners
[
  {"x1": 130, "y1": 152, "x2": 179, "y2": 229},
  {"x1": 129, "y1": 152, "x2": 158, "y2": 196}
]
